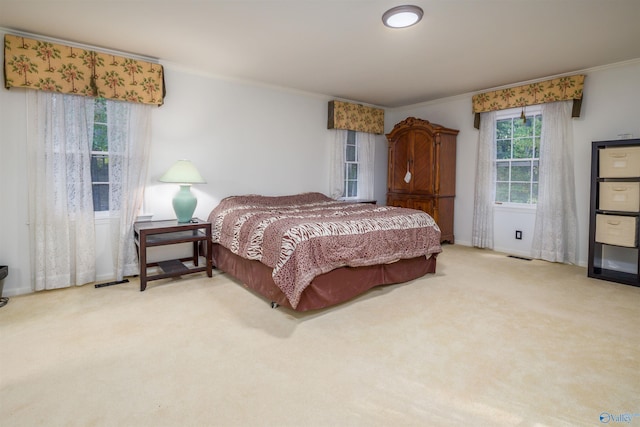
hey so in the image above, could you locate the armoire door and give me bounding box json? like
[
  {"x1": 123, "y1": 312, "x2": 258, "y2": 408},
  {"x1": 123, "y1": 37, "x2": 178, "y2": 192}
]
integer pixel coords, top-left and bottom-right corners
[
  {"x1": 410, "y1": 130, "x2": 435, "y2": 194},
  {"x1": 388, "y1": 133, "x2": 411, "y2": 193}
]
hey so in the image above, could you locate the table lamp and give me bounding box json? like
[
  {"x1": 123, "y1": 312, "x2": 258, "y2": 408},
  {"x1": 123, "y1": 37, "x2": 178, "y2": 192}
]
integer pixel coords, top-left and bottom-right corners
[{"x1": 159, "y1": 160, "x2": 206, "y2": 223}]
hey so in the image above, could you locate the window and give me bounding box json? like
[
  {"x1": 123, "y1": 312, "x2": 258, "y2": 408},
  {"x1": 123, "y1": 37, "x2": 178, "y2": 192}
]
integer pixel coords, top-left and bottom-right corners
[
  {"x1": 495, "y1": 108, "x2": 542, "y2": 205},
  {"x1": 343, "y1": 130, "x2": 358, "y2": 198},
  {"x1": 331, "y1": 129, "x2": 373, "y2": 201},
  {"x1": 91, "y1": 98, "x2": 109, "y2": 211}
]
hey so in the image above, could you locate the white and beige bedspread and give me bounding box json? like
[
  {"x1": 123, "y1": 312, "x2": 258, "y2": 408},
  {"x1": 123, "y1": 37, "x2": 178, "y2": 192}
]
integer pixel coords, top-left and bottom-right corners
[{"x1": 208, "y1": 192, "x2": 441, "y2": 308}]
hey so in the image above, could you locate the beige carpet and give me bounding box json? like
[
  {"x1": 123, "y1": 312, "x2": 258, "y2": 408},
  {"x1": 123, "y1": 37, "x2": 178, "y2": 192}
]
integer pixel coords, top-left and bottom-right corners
[{"x1": 1, "y1": 245, "x2": 639, "y2": 427}]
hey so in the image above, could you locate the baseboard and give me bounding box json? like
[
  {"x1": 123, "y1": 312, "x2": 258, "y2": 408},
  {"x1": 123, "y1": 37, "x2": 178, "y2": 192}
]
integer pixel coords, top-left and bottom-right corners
[
  {"x1": 95, "y1": 273, "x2": 116, "y2": 282},
  {"x1": 493, "y1": 245, "x2": 533, "y2": 260},
  {"x1": 2, "y1": 272, "x2": 118, "y2": 298},
  {"x1": 1, "y1": 284, "x2": 33, "y2": 298}
]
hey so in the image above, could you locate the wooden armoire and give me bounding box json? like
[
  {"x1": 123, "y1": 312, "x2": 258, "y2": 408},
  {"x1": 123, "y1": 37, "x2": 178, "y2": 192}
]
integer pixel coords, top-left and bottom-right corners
[{"x1": 386, "y1": 117, "x2": 459, "y2": 243}]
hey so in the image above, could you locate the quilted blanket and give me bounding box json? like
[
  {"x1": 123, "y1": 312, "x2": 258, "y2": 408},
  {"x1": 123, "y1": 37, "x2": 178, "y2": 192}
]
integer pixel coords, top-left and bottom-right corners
[{"x1": 208, "y1": 193, "x2": 441, "y2": 308}]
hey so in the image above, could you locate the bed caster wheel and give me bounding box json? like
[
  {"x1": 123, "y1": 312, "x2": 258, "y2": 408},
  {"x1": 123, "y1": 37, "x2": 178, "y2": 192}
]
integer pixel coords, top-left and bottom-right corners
[{"x1": 271, "y1": 301, "x2": 279, "y2": 309}]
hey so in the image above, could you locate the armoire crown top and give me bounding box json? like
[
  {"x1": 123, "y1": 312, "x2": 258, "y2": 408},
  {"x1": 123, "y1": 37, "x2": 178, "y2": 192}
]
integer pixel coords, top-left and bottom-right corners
[{"x1": 387, "y1": 117, "x2": 459, "y2": 138}]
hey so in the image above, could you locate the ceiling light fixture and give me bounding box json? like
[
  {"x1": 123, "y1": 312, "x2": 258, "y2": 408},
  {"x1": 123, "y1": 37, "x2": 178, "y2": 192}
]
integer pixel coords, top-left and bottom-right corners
[{"x1": 382, "y1": 5, "x2": 424, "y2": 28}]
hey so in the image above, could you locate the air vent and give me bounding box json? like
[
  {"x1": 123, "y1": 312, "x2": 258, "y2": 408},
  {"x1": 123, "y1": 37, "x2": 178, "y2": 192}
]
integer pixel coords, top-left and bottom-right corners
[{"x1": 507, "y1": 255, "x2": 532, "y2": 261}]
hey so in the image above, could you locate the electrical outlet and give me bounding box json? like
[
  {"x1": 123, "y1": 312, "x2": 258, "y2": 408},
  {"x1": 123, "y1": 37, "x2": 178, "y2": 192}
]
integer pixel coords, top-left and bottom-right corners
[{"x1": 515, "y1": 230, "x2": 522, "y2": 240}]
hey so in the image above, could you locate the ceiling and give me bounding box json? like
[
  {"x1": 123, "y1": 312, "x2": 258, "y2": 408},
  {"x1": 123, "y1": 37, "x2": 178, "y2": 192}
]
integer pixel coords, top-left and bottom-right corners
[{"x1": 1, "y1": 0, "x2": 639, "y2": 108}]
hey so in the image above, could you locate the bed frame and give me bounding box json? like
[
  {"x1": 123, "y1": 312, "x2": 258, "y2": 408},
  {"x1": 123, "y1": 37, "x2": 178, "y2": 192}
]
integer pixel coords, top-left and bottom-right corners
[{"x1": 212, "y1": 243, "x2": 437, "y2": 311}]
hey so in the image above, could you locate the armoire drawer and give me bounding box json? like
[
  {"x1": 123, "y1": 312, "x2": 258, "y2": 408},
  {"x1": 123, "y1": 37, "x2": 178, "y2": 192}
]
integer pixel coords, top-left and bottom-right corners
[
  {"x1": 599, "y1": 146, "x2": 640, "y2": 178},
  {"x1": 595, "y1": 214, "x2": 638, "y2": 248},
  {"x1": 599, "y1": 182, "x2": 640, "y2": 212}
]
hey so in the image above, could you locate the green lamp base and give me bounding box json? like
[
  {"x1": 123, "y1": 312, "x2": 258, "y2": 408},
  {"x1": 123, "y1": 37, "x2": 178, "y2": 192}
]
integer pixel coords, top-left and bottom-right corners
[{"x1": 172, "y1": 184, "x2": 197, "y2": 223}]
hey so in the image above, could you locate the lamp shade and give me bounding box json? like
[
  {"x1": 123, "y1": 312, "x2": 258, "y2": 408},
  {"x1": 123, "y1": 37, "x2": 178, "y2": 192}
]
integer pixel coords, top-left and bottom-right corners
[{"x1": 159, "y1": 160, "x2": 206, "y2": 184}]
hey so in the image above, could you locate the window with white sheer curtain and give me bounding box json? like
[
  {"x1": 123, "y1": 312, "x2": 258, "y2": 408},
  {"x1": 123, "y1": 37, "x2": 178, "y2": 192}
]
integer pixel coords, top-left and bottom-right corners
[
  {"x1": 26, "y1": 91, "x2": 152, "y2": 291},
  {"x1": 329, "y1": 130, "x2": 375, "y2": 200},
  {"x1": 531, "y1": 101, "x2": 577, "y2": 264},
  {"x1": 472, "y1": 111, "x2": 496, "y2": 249},
  {"x1": 27, "y1": 92, "x2": 96, "y2": 290},
  {"x1": 91, "y1": 97, "x2": 110, "y2": 212},
  {"x1": 105, "y1": 98, "x2": 153, "y2": 279},
  {"x1": 495, "y1": 106, "x2": 542, "y2": 205},
  {"x1": 472, "y1": 101, "x2": 577, "y2": 264}
]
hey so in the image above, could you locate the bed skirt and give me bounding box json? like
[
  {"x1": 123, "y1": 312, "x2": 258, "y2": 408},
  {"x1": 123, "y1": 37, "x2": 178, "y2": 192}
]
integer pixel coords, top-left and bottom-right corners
[{"x1": 212, "y1": 243, "x2": 437, "y2": 311}]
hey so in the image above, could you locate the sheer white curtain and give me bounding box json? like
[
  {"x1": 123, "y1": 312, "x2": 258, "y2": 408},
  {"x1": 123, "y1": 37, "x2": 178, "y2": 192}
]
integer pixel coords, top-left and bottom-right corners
[
  {"x1": 357, "y1": 131, "x2": 375, "y2": 200},
  {"x1": 329, "y1": 130, "x2": 375, "y2": 200},
  {"x1": 107, "y1": 100, "x2": 152, "y2": 280},
  {"x1": 531, "y1": 101, "x2": 577, "y2": 264},
  {"x1": 329, "y1": 130, "x2": 348, "y2": 199},
  {"x1": 472, "y1": 111, "x2": 497, "y2": 249},
  {"x1": 27, "y1": 91, "x2": 96, "y2": 290}
]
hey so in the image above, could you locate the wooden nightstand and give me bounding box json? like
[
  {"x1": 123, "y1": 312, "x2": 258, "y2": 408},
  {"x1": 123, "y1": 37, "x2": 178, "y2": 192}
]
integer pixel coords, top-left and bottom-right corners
[{"x1": 134, "y1": 219, "x2": 213, "y2": 291}]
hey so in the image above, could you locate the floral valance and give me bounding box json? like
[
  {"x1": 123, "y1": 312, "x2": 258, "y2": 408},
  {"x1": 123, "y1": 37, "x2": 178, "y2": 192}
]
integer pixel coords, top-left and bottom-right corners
[
  {"x1": 4, "y1": 34, "x2": 165, "y2": 106},
  {"x1": 472, "y1": 74, "x2": 585, "y2": 129},
  {"x1": 327, "y1": 100, "x2": 384, "y2": 135}
]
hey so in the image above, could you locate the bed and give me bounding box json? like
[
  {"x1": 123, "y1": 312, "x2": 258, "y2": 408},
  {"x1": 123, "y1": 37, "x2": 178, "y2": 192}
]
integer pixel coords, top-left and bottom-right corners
[{"x1": 207, "y1": 192, "x2": 442, "y2": 311}]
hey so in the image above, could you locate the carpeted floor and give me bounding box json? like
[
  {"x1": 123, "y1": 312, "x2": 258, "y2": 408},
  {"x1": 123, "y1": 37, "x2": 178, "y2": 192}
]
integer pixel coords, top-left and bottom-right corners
[{"x1": 1, "y1": 244, "x2": 639, "y2": 427}]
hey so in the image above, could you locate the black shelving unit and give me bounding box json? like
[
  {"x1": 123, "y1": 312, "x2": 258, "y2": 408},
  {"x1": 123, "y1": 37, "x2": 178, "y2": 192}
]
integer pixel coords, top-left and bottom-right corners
[{"x1": 587, "y1": 138, "x2": 640, "y2": 286}]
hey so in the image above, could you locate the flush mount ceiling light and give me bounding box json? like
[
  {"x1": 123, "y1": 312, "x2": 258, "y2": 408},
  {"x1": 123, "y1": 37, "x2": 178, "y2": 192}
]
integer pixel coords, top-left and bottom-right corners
[{"x1": 382, "y1": 5, "x2": 424, "y2": 28}]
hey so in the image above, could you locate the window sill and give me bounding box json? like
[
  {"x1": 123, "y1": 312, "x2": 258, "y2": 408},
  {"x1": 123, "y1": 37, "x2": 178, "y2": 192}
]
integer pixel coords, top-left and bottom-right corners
[
  {"x1": 494, "y1": 203, "x2": 537, "y2": 213},
  {"x1": 94, "y1": 211, "x2": 121, "y2": 224}
]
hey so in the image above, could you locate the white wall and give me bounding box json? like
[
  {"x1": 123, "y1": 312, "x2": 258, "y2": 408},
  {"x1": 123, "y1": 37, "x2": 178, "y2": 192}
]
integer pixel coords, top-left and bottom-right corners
[
  {"x1": 0, "y1": 63, "x2": 31, "y2": 296},
  {"x1": 2, "y1": 25, "x2": 638, "y2": 295},
  {"x1": 386, "y1": 59, "x2": 640, "y2": 265},
  {"x1": 144, "y1": 64, "x2": 334, "y2": 220},
  {"x1": 0, "y1": 44, "x2": 341, "y2": 296}
]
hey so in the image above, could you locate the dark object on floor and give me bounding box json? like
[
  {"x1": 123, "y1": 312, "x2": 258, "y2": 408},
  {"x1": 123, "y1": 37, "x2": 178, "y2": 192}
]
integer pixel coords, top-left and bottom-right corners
[
  {"x1": 95, "y1": 279, "x2": 130, "y2": 288},
  {"x1": 0, "y1": 265, "x2": 8, "y2": 308},
  {"x1": 508, "y1": 255, "x2": 532, "y2": 261}
]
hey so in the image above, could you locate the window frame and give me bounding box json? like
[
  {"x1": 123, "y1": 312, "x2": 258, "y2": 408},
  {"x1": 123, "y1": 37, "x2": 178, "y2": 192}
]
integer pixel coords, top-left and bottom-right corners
[
  {"x1": 342, "y1": 130, "x2": 359, "y2": 199},
  {"x1": 91, "y1": 97, "x2": 110, "y2": 215},
  {"x1": 494, "y1": 105, "x2": 542, "y2": 208}
]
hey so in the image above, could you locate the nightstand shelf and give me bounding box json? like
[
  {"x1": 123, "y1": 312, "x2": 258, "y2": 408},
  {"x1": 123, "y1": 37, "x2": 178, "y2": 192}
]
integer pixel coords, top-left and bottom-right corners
[{"x1": 134, "y1": 219, "x2": 213, "y2": 291}]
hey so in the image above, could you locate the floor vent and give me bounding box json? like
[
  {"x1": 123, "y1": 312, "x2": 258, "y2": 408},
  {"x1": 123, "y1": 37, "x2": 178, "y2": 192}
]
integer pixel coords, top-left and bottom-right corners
[
  {"x1": 95, "y1": 279, "x2": 130, "y2": 288},
  {"x1": 507, "y1": 255, "x2": 532, "y2": 261}
]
